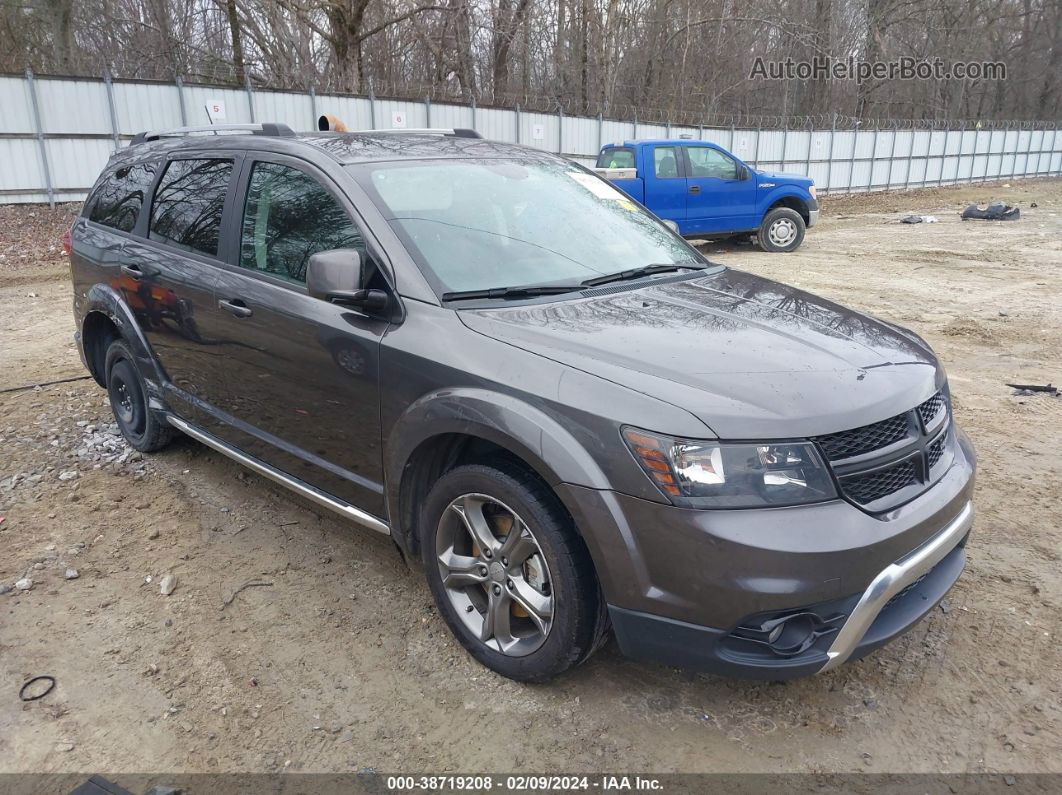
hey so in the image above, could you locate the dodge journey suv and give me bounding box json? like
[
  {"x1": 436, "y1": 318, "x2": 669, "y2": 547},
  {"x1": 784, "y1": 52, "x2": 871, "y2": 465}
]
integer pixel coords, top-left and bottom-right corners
[{"x1": 69, "y1": 122, "x2": 976, "y2": 682}]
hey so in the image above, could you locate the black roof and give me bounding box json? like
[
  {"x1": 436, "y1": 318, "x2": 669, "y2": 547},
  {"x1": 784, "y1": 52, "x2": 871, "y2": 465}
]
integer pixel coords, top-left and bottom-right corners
[{"x1": 111, "y1": 129, "x2": 553, "y2": 169}]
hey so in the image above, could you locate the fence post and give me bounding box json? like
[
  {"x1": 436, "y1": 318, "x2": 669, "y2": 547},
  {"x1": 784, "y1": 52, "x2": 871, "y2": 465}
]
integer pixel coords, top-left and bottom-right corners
[
  {"x1": 514, "y1": 104, "x2": 520, "y2": 144},
  {"x1": 245, "y1": 74, "x2": 256, "y2": 122},
  {"x1": 957, "y1": 124, "x2": 967, "y2": 185},
  {"x1": 369, "y1": 84, "x2": 376, "y2": 128},
  {"x1": 825, "y1": 113, "x2": 837, "y2": 194},
  {"x1": 697, "y1": 123, "x2": 703, "y2": 141},
  {"x1": 846, "y1": 122, "x2": 857, "y2": 193},
  {"x1": 557, "y1": 104, "x2": 563, "y2": 154},
  {"x1": 903, "y1": 123, "x2": 914, "y2": 190},
  {"x1": 779, "y1": 117, "x2": 788, "y2": 173},
  {"x1": 866, "y1": 120, "x2": 879, "y2": 192},
  {"x1": 425, "y1": 96, "x2": 431, "y2": 128},
  {"x1": 597, "y1": 112, "x2": 603, "y2": 152},
  {"x1": 309, "y1": 86, "x2": 317, "y2": 129},
  {"x1": 886, "y1": 121, "x2": 899, "y2": 190},
  {"x1": 752, "y1": 120, "x2": 761, "y2": 169},
  {"x1": 632, "y1": 112, "x2": 637, "y2": 140},
  {"x1": 666, "y1": 119, "x2": 671, "y2": 137},
  {"x1": 729, "y1": 123, "x2": 735, "y2": 152},
  {"x1": 103, "y1": 69, "x2": 120, "y2": 152},
  {"x1": 804, "y1": 119, "x2": 814, "y2": 180},
  {"x1": 471, "y1": 96, "x2": 477, "y2": 131},
  {"x1": 175, "y1": 75, "x2": 188, "y2": 126},
  {"x1": 25, "y1": 69, "x2": 55, "y2": 208}
]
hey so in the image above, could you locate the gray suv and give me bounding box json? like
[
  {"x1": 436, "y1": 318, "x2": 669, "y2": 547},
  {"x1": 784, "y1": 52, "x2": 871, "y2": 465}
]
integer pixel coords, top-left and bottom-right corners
[{"x1": 69, "y1": 123, "x2": 976, "y2": 682}]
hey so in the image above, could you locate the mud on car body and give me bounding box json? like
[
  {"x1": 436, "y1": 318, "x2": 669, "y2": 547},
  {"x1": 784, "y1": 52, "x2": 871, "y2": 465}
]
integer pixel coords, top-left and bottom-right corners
[{"x1": 69, "y1": 123, "x2": 975, "y2": 681}]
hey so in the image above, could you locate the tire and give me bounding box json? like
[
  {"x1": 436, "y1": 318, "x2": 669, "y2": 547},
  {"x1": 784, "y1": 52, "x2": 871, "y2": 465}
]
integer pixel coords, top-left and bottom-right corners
[
  {"x1": 104, "y1": 339, "x2": 175, "y2": 452},
  {"x1": 757, "y1": 207, "x2": 806, "y2": 252},
  {"x1": 420, "y1": 462, "x2": 607, "y2": 682}
]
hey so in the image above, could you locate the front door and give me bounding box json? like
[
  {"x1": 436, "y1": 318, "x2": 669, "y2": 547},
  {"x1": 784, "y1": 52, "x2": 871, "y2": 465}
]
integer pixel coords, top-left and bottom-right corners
[
  {"x1": 682, "y1": 146, "x2": 758, "y2": 235},
  {"x1": 208, "y1": 156, "x2": 390, "y2": 517}
]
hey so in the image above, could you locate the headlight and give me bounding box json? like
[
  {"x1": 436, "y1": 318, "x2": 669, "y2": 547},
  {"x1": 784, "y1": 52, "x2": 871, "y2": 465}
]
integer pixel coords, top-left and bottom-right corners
[
  {"x1": 622, "y1": 427, "x2": 837, "y2": 508},
  {"x1": 809, "y1": 185, "x2": 817, "y2": 199}
]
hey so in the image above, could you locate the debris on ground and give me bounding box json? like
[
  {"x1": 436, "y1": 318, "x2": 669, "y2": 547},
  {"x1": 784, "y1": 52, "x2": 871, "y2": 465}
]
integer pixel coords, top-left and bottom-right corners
[
  {"x1": 1006, "y1": 382, "x2": 1058, "y2": 396},
  {"x1": 901, "y1": 215, "x2": 938, "y2": 224},
  {"x1": 15, "y1": 577, "x2": 33, "y2": 591},
  {"x1": 961, "y1": 201, "x2": 1020, "y2": 221},
  {"x1": 64, "y1": 568, "x2": 79, "y2": 580},
  {"x1": 159, "y1": 574, "x2": 178, "y2": 596},
  {"x1": 221, "y1": 578, "x2": 274, "y2": 609}
]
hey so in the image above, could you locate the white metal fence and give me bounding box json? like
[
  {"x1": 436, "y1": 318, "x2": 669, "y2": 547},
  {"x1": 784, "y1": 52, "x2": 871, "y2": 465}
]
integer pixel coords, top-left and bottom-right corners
[{"x1": 3, "y1": 71, "x2": 1061, "y2": 205}]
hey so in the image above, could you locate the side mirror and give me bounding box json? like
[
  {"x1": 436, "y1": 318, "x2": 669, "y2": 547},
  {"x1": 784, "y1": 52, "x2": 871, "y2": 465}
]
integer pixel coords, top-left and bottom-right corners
[
  {"x1": 737, "y1": 165, "x2": 750, "y2": 181},
  {"x1": 307, "y1": 248, "x2": 389, "y2": 313},
  {"x1": 662, "y1": 219, "x2": 680, "y2": 234}
]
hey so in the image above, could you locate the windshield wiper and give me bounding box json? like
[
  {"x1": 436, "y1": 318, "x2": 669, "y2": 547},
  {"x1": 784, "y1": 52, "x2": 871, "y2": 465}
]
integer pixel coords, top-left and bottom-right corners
[
  {"x1": 442, "y1": 283, "x2": 583, "y2": 301},
  {"x1": 580, "y1": 262, "x2": 708, "y2": 288}
]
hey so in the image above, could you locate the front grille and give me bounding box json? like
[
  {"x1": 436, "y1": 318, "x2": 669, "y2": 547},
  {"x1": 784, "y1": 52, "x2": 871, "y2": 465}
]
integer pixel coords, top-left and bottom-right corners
[
  {"x1": 918, "y1": 392, "x2": 946, "y2": 427},
  {"x1": 841, "y1": 459, "x2": 918, "y2": 504},
  {"x1": 814, "y1": 412, "x2": 909, "y2": 460},
  {"x1": 927, "y1": 433, "x2": 947, "y2": 469}
]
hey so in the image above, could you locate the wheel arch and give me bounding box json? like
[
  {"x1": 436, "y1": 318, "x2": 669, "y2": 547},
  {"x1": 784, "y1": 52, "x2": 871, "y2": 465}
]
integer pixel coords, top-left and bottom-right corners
[
  {"x1": 764, "y1": 192, "x2": 810, "y2": 225},
  {"x1": 81, "y1": 284, "x2": 166, "y2": 391},
  {"x1": 385, "y1": 388, "x2": 611, "y2": 559}
]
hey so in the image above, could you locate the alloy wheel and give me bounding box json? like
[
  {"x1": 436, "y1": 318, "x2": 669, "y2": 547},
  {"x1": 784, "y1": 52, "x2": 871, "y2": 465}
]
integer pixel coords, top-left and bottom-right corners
[{"x1": 436, "y1": 493, "x2": 554, "y2": 656}]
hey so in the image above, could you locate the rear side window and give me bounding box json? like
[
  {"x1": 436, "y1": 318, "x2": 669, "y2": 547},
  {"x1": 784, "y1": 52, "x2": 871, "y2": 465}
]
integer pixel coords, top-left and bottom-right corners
[
  {"x1": 88, "y1": 162, "x2": 156, "y2": 232},
  {"x1": 238, "y1": 161, "x2": 363, "y2": 284},
  {"x1": 149, "y1": 158, "x2": 233, "y2": 257},
  {"x1": 652, "y1": 147, "x2": 680, "y2": 179},
  {"x1": 596, "y1": 147, "x2": 634, "y2": 169}
]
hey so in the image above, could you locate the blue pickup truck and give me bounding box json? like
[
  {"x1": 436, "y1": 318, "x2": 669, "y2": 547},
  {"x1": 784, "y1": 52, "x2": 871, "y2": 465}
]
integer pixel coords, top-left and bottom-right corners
[{"x1": 594, "y1": 139, "x2": 819, "y2": 252}]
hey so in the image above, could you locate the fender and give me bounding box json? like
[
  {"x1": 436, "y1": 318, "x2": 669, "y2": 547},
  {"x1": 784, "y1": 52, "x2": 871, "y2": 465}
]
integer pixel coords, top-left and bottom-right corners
[
  {"x1": 756, "y1": 185, "x2": 814, "y2": 217},
  {"x1": 82, "y1": 283, "x2": 169, "y2": 409},
  {"x1": 385, "y1": 387, "x2": 611, "y2": 545}
]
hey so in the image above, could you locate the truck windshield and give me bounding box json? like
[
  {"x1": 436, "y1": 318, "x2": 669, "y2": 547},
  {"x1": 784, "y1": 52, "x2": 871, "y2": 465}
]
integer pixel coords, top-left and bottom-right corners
[{"x1": 353, "y1": 158, "x2": 702, "y2": 296}]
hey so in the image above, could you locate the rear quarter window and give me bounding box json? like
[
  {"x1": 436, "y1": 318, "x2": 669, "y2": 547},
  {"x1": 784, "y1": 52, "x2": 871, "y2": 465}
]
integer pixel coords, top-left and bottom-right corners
[
  {"x1": 149, "y1": 158, "x2": 233, "y2": 257},
  {"x1": 87, "y1": 162, "x2": 156, "y2": 232}
]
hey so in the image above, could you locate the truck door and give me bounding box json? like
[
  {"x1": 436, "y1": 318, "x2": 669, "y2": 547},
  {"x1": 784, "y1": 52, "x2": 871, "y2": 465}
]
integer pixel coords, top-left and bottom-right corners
[
  {"x1": 642, "y1": 145, "x2": 687, "y2": 226},
  {"x1": 682, "y1": 145, "x2": 758, "y2": 235}
]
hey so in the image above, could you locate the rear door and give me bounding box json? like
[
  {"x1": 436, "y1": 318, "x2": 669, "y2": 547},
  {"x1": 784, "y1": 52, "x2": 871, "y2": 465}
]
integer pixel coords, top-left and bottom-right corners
[
  {"x1": 207, "y1": 154, "x2": 390, "y2": 516},
  {"x1": 641, "y1": 144, "x2": 687, "y2": 225},
  {"x1": 682, "y1": 145, "x2": 758, "y2": 234},
  {"x1": 127, "y1": 155, "x2": 239, "y2": 427}
]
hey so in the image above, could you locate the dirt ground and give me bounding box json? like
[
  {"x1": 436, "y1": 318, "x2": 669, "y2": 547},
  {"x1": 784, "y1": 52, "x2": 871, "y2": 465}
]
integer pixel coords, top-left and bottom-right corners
[{"x1": 1, "y1": 180, "x2": 1060, "y2": 778}]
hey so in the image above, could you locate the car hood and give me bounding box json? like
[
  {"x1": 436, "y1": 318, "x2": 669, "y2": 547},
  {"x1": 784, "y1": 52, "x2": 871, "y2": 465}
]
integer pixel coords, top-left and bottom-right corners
[
  {"x1": 755, "y1": 170, "x2": 813, "y2": 186},
  {"x1": 458, "y1": 269, "x2": 942, "y2": 439}
]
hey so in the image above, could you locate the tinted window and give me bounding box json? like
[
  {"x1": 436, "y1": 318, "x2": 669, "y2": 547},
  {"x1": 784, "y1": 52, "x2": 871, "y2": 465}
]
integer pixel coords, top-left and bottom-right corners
[
  {"x1": 596, "y1": 148, "x2": 635, "y2": 169},
  {"x1": 687, "y1": 147, "x2": 739, "y2": 180},
  {"x1": 88, "y1": 162, "x2": 156, "y2": 232},
  {"x1": 652, "y1": 147, "x2": 680, "y2": 179},
  {"x1": 239, "y1": 162, "x2": 363, "y2": 284},
  {"x1": 149, "y1": 159, "x2": 233, "y2": 257}
]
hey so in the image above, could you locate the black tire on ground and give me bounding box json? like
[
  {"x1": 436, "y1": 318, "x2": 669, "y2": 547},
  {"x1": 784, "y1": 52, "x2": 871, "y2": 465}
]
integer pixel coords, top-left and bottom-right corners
[
  {"x1": 757, "y1": 206, "x2": 806, "y2": 253},
  {"x1": 104, "y1": 339, "x2": 176, "y2": 452},
  {"x1": 420, "y1": 462, "x2": 608, "y2": 682}
]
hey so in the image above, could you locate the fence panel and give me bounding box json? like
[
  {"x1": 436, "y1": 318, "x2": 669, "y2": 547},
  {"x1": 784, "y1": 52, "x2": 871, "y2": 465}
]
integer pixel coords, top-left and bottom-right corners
[{"x1": 0, "y1": 73, "x2": 1059, "y2": 204}]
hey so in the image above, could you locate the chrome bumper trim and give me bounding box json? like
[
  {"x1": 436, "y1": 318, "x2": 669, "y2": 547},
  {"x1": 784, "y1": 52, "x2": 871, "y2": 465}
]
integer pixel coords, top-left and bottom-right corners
[
  {"x1": 167, "y1": 415, "x2": 390, "y2": 536},
  {"x1": 819, "y1": 500, "x2": 973, "y2": 672},
  {"x1": 807, "y1": 209, "x2": 821, "y2": 228}
]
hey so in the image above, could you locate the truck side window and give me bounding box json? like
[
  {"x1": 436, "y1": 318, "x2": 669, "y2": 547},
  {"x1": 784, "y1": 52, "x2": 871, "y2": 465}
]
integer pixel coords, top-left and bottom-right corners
[
  {"x1": 652, "y1": 147, "x2": 680, "y2": 179},
  {"x1": 687, "y1": 147, "x2": 739, "y2": 180},
  {"x1": 239, "y1": 162, "x2": 366, "y2": 285},
  {"x1": 88, "y1": 162, "x2": 156, "y2": 233},
  {"x1": 149, "y1": 158, "x2": 233, "y2": 257},
  {"x1": 596, "y1": 148, "x2": 634, "y2": 169}
]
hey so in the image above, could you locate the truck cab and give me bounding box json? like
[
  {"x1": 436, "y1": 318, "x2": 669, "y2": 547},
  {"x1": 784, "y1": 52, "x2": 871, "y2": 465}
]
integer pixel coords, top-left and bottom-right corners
[{"x1": 594, "y1": 139, "x2": 819, "y2": 252}]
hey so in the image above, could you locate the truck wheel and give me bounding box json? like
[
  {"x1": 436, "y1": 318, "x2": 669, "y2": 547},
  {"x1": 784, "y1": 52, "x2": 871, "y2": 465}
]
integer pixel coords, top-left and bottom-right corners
[
  {"x1": 104, "y1": 339, "x2": 175, "y2": 452},
  {"x1": 420, "y1": 462, "x2": 607, "y2": 682},
  {"x1": 757, "y1": 207, "x2": 806, "y2": 253}
]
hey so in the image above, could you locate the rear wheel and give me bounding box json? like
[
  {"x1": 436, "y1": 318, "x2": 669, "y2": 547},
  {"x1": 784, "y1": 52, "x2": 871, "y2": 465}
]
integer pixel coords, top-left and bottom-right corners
[
  {"x1": 105, "y1": 340, "x2": 175, "y2": 452},
  {"x1": 757, "y1": 207, "x2": 806, "y2": 252},
  {"x1": 421, "y1": 463, "x2": 606, "y2": 681}
]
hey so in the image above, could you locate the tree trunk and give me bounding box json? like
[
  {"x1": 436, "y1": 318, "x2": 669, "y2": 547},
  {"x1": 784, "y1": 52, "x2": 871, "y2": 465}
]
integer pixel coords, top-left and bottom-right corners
[{"x1": 225, "y1": 0, "x2": 246, "y2": 84}]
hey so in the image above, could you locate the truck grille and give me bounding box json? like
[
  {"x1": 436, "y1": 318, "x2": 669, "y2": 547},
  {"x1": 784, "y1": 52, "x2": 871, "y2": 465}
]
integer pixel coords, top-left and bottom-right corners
[{"x1": 815, "y1": 390, "x2": 952, "y2": 510}]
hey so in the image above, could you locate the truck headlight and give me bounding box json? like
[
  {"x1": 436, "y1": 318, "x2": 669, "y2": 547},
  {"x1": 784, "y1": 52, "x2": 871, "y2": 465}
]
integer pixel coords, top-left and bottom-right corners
[{"x1": 622, "y1": 427, "x2": 837, "y2": 508}]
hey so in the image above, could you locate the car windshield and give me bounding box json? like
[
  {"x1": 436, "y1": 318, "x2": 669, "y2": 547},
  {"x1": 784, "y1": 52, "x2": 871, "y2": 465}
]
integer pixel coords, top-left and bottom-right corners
[{"x1": 353, "y1": 158, "x2": 704, "y2": 295}]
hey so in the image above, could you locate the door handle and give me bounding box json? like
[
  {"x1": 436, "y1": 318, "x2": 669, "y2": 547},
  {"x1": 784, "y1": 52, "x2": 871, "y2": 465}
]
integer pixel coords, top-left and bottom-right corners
[
  {"x1": 121, "y1": 264, "x2": 143, "y2": 279},
  {"x1": 688, "y1": 185, "x2": 701, "y2": 195},
  {"x1": 219, "y1": 298, "x2": 253, "y2": 318}
]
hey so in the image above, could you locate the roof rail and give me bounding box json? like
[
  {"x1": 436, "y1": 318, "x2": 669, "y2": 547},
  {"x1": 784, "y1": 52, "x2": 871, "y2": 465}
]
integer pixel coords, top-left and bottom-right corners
[
  {"x1": 350, "y1": 127, "x2": 482, "y2": 139},
  {"x1": 130, "y1": 123, "x2": 296, "y2": 146}
]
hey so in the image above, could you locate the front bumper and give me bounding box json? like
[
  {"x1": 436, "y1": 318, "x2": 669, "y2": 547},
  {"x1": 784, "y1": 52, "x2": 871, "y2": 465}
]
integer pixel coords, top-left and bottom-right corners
[
  {"x1": 807, "y1": 208, "x2": 821, "y2": 228},
  {"x1": 557, "y1": 426, "x2": 976, "y2": 678}
]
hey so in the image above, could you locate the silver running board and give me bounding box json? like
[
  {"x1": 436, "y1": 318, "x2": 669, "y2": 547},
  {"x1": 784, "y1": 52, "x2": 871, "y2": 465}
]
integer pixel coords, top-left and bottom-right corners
[{"x1": 167, "y1": 415, "x2": 390, "y2": 536}]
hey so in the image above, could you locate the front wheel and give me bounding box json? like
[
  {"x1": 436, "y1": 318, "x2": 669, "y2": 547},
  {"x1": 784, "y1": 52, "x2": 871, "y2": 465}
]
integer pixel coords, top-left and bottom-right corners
[
  {"x1": 420, "y1": 463, "x2": 607, "y2": 681},
  {"x1": 757, "y1": 207, "x2": 806, "y2": 252}
]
